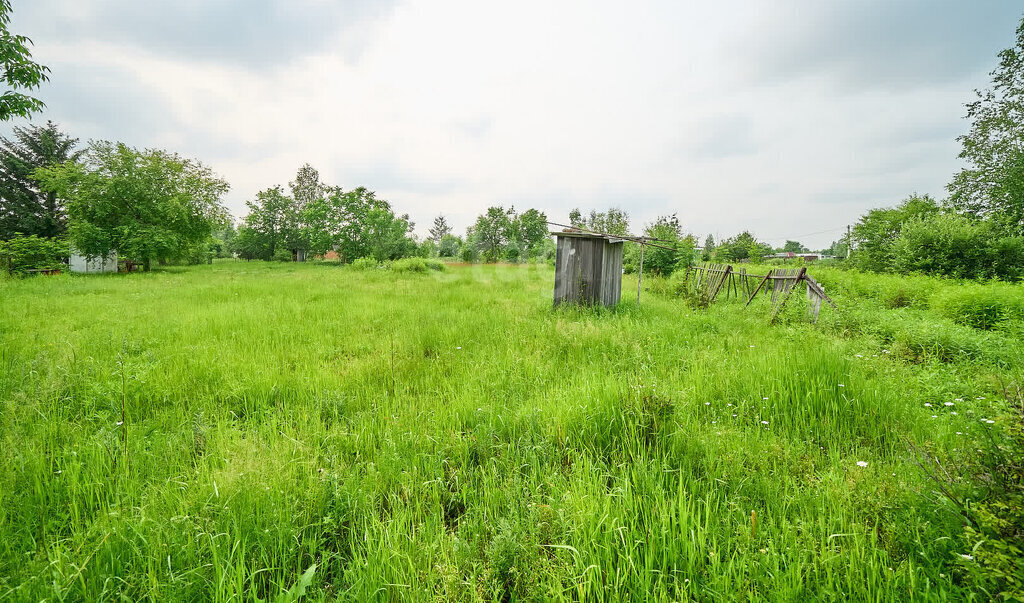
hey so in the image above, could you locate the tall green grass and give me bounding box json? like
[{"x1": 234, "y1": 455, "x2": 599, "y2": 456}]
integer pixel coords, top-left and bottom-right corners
[{"x1": 0, "y1": 260, "x2": 1019, "y2": 600}]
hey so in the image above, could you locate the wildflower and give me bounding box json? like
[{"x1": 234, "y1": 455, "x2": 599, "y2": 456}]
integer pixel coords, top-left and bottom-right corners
[
  {"x1": 711, "y1": 421, "x2": 717, "y2": 424},
  {"x1": 924, "y1": 403, "x2": 932, "y2": 407},
  {"x1": 960, "y1": 554, "x2": 974, "y2": 561},
  {"x1": 704, "y1": 402, "x2": 710, "y2": 406},
  {"x1": 749, "y1": 345, "x2": 755, "y2": 348},
  {"x1": 986, "y1": 420, "x2": 995, "y2": 424},
  {"x1": 116, "y1": 420, "x2": 124, "y2": 426},
  {"x1": 955, "y1": 398, "x2": 963, "y2": 402},
  {"x1": 931, "y1": 415, "x2": 937, "y2": 418},
  {"x1": 956, "y1": 432, "x2": 962, "y2": 435},
  {"x1": 951, "y1": 412, "x2": 958, "y2": 415},
  {"x1": 838, "y1": 384, "x2": 845, "y2": 387},
  {"x1": 732, "y1": 414, "x2": 737, "y2": 418},
  {"x1": 456, "y1": 346, "x2": 462, "y2": 350},
  {"x1": 762, "y1": 397, "x2": 768, "y2": 400},
  {"x1": 760, "y1": 420, "x2": 769, "y2": 425},
  {"x1": 856, "y1": 461, "x2": 868, "y2": 467},
  {"x1": 855, "y1": 354, "x2": 863, "y2": 358}
]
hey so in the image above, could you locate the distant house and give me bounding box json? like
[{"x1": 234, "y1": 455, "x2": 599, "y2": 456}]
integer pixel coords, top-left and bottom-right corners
[
  {"x1": 69, "y1": 248, "x2": 117, "y2": 273},
  {"x1": 766, "y1": 252, "x2": 824, "y2": 262}
]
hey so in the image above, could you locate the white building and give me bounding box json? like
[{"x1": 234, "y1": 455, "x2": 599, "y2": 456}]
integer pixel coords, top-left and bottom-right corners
[{"x1": 69, "y1": 248, "x2": 117, "y2": 273}]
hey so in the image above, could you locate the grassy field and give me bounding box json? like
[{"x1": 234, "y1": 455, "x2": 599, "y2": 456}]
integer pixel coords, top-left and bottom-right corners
[{"x1": 1, "y1": 260, "x2": 1021, "y2": 601}]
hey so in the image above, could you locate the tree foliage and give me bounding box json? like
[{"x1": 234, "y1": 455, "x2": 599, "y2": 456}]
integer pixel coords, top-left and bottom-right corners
[
  {"x1": 567, "y1": 207, "x2": 630, "y2": 236},
  {"x1": 468, "y1": 206, "x2": 549, "y2": 263},
  {"x1": 0, "y1": 121, "x2": 81, "y2": 239},
  {"x1": 889, "y1": 213, "x2": 1024, "y2": 280},
  {"x1": 716, "y1": 231, "x2": 771, "y2": 262},
  {"x1": 632, "y1": 213, "x2": 692, "y2": 276},
  {"x1": 947, "y1": 17, "x2": 1024, "y2": 236},
  {"x1": 236, "y1": 186, "x2": 293, "y2": 260},
  {"x1": 0, "y1": 0, "x2": 49, "y2": 121},
  {"x1": 303, "y1": 186, "x2": 414, "y2": 262},
  {"x1": 850, "y1": 194, "x2": 939, "y2": 272},
  {"x1": 34, "y1": 141, "x2": 229, "y2": 270},
  {"x1": 428, "y1": 215, "x2": 452, "y2": 244}
]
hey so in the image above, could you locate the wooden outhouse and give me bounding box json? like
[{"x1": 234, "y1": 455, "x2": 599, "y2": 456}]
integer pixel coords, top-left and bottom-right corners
[{"x1": 552, "y1": 232, "x2": 625, "y2": 307}]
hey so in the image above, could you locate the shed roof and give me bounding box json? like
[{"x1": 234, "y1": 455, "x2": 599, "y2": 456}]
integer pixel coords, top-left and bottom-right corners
[{"x1": 550, "y1": 231, "x2": 627, "y2": 244}]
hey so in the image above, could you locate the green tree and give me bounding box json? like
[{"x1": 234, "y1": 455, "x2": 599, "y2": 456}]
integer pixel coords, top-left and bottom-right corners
[
  {"x1": 850, "y1": 194, "x2": 939, "y2": 271},
  {"x1": 513, "y1": 208, "x2": 549, "y2": 259},
  {"x1": 470, "y1": 206, "x2": 514, "y2": 262},
  {"x1": 782, "y1": 240, "x2": 808, "y2": 253},
  {"x1": 640, "y1": 213, "x2": 692, "y2": 276},
  {"x1": 428, "y1": 215, "x2": 452, "y2": 244},
  {"x1": 0, "y1": 0, "x2": 49, "y2": 121},
  {"x1": 302, "y1": 187, "x2": 413, "y2": 262},
  {"x1": 238, "y1": 186, "x2": 293, "y2": 260},
  {"x1": 0, "y1": 121, "x2": 81, "y2": 239},
  {"x1": 438, "y1": 233, "x2": 462, "y2": 258},
  {"x1": 717, "y1": 231, "x2": 771, "y2": 262},
  {"x1": 947, "y1": 17, "x2": 1024, "y2": 235},
  {"x1": 34, "y1": 141, "x2": 229, "y2": 271},
  {"x1": 568, "y1": 208, "x2": 584, "y2": 228}
]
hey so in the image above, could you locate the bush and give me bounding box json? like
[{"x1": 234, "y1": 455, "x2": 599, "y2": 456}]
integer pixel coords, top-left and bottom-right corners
[
  {"x1": 0, "y1": 235, "x2": 67, "y2": 275},
  {"x1": 932, "y1": 284, "x2": 1024, "y2": 330},
  {"x1": 390, "y1": 258, "x2": 445, "y2": 273},
  {"x1": 272, "y1": 248, "x2": 293, "y2": 262},
  {"x1": 890, "y1": 214, "x2": 1024, "y2": 280},
  {"x1": 350, "y1": 257, "x2": 378, "y2": 270}
]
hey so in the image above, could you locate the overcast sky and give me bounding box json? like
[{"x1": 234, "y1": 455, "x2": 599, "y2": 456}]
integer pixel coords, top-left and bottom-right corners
[{"x1": 6, "y1": 0, "x2": 1021, "y2": 248}]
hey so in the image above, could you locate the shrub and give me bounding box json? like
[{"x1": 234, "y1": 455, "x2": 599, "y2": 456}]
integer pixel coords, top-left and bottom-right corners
[
  {"x1": 389, "y1": 257, "x2": 445, "y2": 273},
  {"x1": 350, "y1": 257, "x2": 378, "y2": 271},
  {"x1": 932, "y1": 284, "x2": 1024, "y2": 330},
  {"x1": 272, "y1": 248, "x2": 293, "y2": 262},
  {"x1": 0, "y1": 235, "x2": 67, "y2": 275},
  {"x1": 890, "y1": 214, "x2": 1024, "y2": 280}
]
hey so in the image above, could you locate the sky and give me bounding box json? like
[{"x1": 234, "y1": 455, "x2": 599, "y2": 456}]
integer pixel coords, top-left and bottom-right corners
[{"x1": 5, "y1": 0, "x2": 1021, "y2": 249}]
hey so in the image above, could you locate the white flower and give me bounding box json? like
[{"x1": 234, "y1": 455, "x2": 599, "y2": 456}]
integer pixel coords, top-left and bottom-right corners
[
  {"x1": 456, "y1": 346, "x2": 462, "y2": 350},
  {"x1": 856, "y1": 461, "x2": 868, "y2": 467},
  {"x1": 705, "y1": 402, "x2": 710, "y2": 406},
  {"x1": 924, "y1": 403, "x2": 932, "y2": 407},
  {"x1": 711, "y1": 421, "x2": 717, "y2": 424},
  {"x1": 732, "y1": 414, "x2": 737, "y2": 418},
  {"x1": 956, "y1": 432, "x2": 962, "y2": 435},
  {"x1": 931, "y1": 415, "x2": 938, "y2": 418},
  {"x1": 762, "y1": 397, "x2": 768, "y2": 400},
  {"x1": 749, "y1": 345, "x2": 755, "y2": 348},
  {"x1": 116, "y1": 421, "x2": 124, "y2": 426},
  {"x1": 838, "y1": 384, "x2": 845, "y2": 387},
  {"x1": 955, "y1": 398, "x2": 963, "y2": 402},
  {"x1": 760, "y1": 420, "x2": 769, "y2": 425},
  {"x1": 855, "y1": 354, "x2": 863, "y2": 358},
  {"x1": 986, "y1": 420, "x2": 995, "y2": 424},
  {"x1": 945, "y1": 402, "x2": 954, "y2": 406},
  {"x1": 960, "y1": 554, "x2": 974, "y2": 561},
  {"x1": 951, "y1": 412, "x2": 958, "y2": 415}
]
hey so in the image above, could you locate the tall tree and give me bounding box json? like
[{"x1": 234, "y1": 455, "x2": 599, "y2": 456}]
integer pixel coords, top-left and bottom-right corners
[
  {"x1": 851, "y1": 194, "x2": 939, "y2": 272},
  {"x1": 289, "y1": 163, "x2": 325, "y2": 209},
  {"x1": 641, "y1": 213, "x2": 692, "y2": 276},
  {"x1": 568, "y1": 208, "x2": 584, "y2": 228},
  {"x1": 238, "y1": 186, "x2": 293, "y2": 260},
  {"x1": 947, "y1": 17, "x2": 1024, "y2": 235},
  {"x1": 428, "y1": 215, "x2": 452, "y2": 243},
  {"x1": 470, "y1": 206, "x2": 514, "y2": 262},
  {"x1": 717, "y1": 231, "x2": 772, "y2": 262},
  {"x1": 0, "y1": 0, "x2": 49, "y2": 121},
  {"x1": 782, "y1": 240, "x2": 808, "y2": 253},
  {"x1": 34, "y1": 141, "x2": 229, "y2": 270},
  {"x1": 302, "y1": 186, "x2": 413, "y2": 262},
  {"x1": 0, "y1": 121, "x2": 81, "y2": 239}
]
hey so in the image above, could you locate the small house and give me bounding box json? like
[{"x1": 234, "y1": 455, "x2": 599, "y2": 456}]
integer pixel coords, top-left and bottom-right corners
[{"x1": 552, "y1": 231, "x2": 624, "y2": 307}]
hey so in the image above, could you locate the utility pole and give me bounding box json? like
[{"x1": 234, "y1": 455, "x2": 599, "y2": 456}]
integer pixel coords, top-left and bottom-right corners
[
  {"x1": 637, "y1": 240, "x2": 645, "y2": 304},
  {"x1": 846, "y1": 225, "x2": 852, "y2": 259}
]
